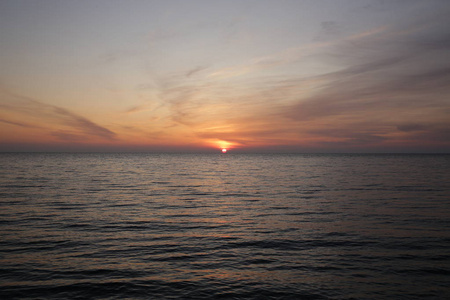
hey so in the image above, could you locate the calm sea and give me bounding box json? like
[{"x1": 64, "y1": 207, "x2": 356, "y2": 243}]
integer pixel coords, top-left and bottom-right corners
[{"x1": 0, "y1": 153, "x2": 449, "y2": 299}]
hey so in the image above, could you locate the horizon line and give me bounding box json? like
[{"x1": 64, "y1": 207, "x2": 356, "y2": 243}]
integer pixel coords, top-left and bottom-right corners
[{"x1": 1, "y1": 151, "x2": 449, "y2": 155}]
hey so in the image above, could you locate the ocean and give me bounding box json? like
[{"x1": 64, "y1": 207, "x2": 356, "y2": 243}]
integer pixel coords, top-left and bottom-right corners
[{"x1": 0, "y1": 153, "x2": 449, "y2": 299}]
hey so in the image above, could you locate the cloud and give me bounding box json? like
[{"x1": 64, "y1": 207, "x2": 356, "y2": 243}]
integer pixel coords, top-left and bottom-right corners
[
  {"x1": 77, "y1": 0, "x2": 450, "y2": 152},
  {"x1": 51, "y1": 130, "x2": 85, "y2": 141},
  {"x1": 313, "y1": 21, "x2": 342, "y2": 41},
  {"x1": 143, "y1": 17, "x2": 450, "y2": 151},
  {"x1": 193, "y1": 6, "x2": 450, "y2": 151},
  {"x1": 397, "y1": 123, "x2": 430, "y2": 132},
  {"x1": 207, "y1": 24, "x2": 391, "y2": 81},
  {"x1": 185, "y1": 66, "x2": 208, "y2": 78},
  {"x1": 308, "y1": 126, "x2": 387, "y2": 146},
  {"x1": 0, "y1": 88, "x2": 116, "y2": 140},
  {"x1": 283, "y1": 12, "x2": 450, "y2": 121},
  {"x1": 208, "y1": 40, "x2": 333, "y2": 79},
  {"x1": 125, "y1": 105, "x2": 146, "y2": 114},
  {"x1": 0, "y1": 118, "x2": 41, "y2": 128},
  {"x1": 51, "y1": 106, "x2": 116, "y2": 140}
]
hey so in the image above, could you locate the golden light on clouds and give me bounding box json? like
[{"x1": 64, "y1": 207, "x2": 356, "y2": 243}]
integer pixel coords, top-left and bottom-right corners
[
  {"x1": 209, "y1": 139, "x2": 239, "y2": 151},
  {"x1": 1, "y1": 1, "x2": 449, "y2": 152}
]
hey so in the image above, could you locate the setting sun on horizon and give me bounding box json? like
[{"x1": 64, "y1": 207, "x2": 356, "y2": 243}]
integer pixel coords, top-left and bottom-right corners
[
  {"x1": 1, "y1": 2, "x2": 449, "y2": 298},
  {"x1": 1, "y1": 0, "x2": 449, "y2": 153}
]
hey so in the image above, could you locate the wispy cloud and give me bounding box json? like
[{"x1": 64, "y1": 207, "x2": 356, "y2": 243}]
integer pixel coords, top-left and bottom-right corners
[
  {"x1": 185, "y1": 66, "x2": 208, "y2": 78},
  {"x1": 51, "y1": 130, "x2": 85, "y2": 141},
  {"x1": 0, "y1": 88, "x2": 116, "y2": 141},
  {"x1": 208, "y1": 41, "x2": 333, "y2": 79},
  {"x1": 207, "y1": 25, "x2": 390, "y2": 81},
  {"x1": 0, "y1": 118, "x2": 41, "y2": 128},
  {"x1": 51, "y1": 106, "x2": 116, "y2": 140},
  {"x1": 156, "y1": 6, "x2": 450, "y2": 151}
]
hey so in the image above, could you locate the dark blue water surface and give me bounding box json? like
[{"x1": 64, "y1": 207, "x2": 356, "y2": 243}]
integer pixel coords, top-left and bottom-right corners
[{"x1": 0, "y1": 153, "x2": 449, "y2": 299}]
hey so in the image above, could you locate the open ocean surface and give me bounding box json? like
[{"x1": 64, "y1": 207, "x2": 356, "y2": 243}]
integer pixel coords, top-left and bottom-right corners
[{"x1": 0, "y1": 153, "x2": 449, "y2": 299}]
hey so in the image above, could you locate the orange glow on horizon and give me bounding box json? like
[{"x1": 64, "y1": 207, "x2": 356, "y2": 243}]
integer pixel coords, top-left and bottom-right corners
[
  {"x1": 222, "y1": 148, "x2": 227, "y2": 153},
  {"x1": 206, "y1": 139, "x2": 240, "y2": 151}
]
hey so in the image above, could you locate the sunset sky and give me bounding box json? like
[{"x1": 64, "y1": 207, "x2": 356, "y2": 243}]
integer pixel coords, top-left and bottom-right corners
[{"x1": 1, "y1": 0, "x2": 449, "y2": 152}]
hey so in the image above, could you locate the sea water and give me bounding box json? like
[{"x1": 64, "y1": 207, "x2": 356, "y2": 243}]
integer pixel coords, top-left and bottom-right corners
[{"x1": 0, "y1": 153, "x2": 449, "y2": 299}]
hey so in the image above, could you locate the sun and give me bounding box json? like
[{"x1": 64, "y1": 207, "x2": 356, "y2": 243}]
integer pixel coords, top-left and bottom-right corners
[{"x1": 209, "y1": 139, "x2": 238, "y2": 153}]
